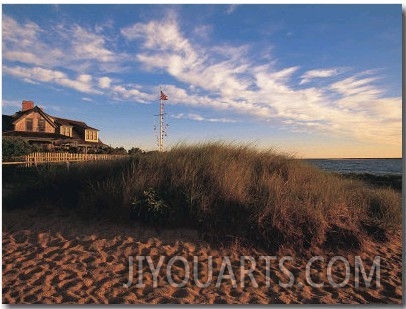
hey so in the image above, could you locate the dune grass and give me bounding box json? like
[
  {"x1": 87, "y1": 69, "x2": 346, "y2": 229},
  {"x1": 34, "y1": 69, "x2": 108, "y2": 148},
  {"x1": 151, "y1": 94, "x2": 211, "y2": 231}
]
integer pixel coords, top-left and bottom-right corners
[{"x1": 3, "y1": 142, "x2": 402, "y2": 253}]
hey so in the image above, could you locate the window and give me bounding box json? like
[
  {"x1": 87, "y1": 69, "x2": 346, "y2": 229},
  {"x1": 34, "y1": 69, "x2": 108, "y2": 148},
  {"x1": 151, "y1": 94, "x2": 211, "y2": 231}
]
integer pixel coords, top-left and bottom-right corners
[
  {"x1": 38, "y1": 119, "x2": 45, "y2": 132},
  {"x1": 60, "y1": 126, "x2": 72, "y2": 137},
  {"x1": 84, "y1": 130, "x2": 98, "y2": 141},
  {"x1": 85, "y1": 130, "x2": 97, "y2": 141},
  {"x1": 26, "y1": 118, "x2": 33, "y2": 131}
]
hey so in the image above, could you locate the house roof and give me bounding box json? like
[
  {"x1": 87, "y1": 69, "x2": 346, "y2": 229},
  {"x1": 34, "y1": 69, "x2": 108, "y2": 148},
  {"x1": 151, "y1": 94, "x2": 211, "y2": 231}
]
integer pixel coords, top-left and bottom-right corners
[
  {"x1": 54, "y1": 117, "x2": 99, "y2": 131},
  {"x1": 3, "y1": 131, "x2": 72, "y2": 140},
  {"x1": 12, "y1": 106, "x2": 57, "y2": 128},
  {"x1": 4, "y1": 105, "x2": 99, "y2": 132},
  {"x1": 3, "y1": 131, "x2": 107, "y2": 147},
  {"x1": 2, "y1": 115, "x2": 14, "y2": 132}
]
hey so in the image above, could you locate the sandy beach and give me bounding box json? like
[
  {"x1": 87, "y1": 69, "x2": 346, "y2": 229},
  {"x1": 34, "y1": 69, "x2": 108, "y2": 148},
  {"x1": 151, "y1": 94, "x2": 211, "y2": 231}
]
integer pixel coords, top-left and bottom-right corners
[{"x1": 2, "y1": 206, "x2": 402, "y2": 304}]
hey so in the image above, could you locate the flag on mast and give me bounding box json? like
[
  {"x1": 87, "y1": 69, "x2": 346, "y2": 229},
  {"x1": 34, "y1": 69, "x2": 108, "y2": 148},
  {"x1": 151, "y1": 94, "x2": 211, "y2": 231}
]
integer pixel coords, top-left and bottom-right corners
[{"x1": 160, "y1": 91, "x2": 168, "y2": 100}]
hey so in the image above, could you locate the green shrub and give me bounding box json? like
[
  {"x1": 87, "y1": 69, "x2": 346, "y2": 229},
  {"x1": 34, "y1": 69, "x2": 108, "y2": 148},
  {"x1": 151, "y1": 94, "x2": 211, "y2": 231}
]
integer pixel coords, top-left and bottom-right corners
[{"x1": 2, "y1": 137, "x2": 34, "y2": 161}]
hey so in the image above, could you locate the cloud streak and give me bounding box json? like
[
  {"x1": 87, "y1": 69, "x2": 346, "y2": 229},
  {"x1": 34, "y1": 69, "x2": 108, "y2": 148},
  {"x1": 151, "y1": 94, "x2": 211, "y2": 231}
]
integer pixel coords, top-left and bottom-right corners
[
  {"x1": 3, "y1": 66, "x2": 102, "y2": 95},
  {"x1": 300, "y1": 68, "x2": 342, "y2": 84},
  {"x1": 122, "y1": 15, "x2": 400, "y2": 145},
  {"x1": 2, "y1": 13, "x2": 401, "y2": 146},
  {"x1": 226, "y1": 5, "x2": 240, "y2": 14},
  {"x1": 3, "y1": 15, "x2": 129, "y2": 73},
  {"x1": 172, "y1": 113, "x2": 238, "y2": 123}
]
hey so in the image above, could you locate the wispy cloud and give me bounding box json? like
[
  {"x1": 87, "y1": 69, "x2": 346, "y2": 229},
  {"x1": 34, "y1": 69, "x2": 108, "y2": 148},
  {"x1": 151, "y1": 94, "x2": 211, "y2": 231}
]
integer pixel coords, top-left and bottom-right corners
[
  {"x1": 65, "y1": 24, "x2": 126, "y2": 71},
  {"x1": 172, "y1": 113, "x2": 238, "y2": 123},
  {"x1": 110, "y1": 84, "x2": 154, "y2": 103},
  {"x1": 3, "y1": 66, "x2": 102, "y2": 95},
  {"x1": 3, "y1": 64, "x2": 154, "y2": 103},
  {"x1": 330, "y1": 72, "x2": 381, "y2": 100},
  {"x1": 98, "y1": 77, "x2": 113, "y2": 89},
  {"x1": 2, "y1": 99, "x2": 22, "y2": 108},
  {"x1": 3, "y1": 15, "x2": 129, "y2": 74},
  {"x1": 226, "y1": 5, "x2": 240, "y2": 14},
  {"x1": 121, "y1": 16, "x2": 250, "y2": 95},
  {"x1": 193, "y1": 24, "x2": 213, "y2": 40},
  {"x1": 299, "y1": 68, "x2": 342, "y2": 84},
  {"x1": 2, "y1": 13, "x2": 401, "y2": 146},
  {"x1": 3, "y1": 15, "x2": 64, "y2": 67},
  {"x1": 122, "y1": 15, "x2": 400, "y2": 145}
]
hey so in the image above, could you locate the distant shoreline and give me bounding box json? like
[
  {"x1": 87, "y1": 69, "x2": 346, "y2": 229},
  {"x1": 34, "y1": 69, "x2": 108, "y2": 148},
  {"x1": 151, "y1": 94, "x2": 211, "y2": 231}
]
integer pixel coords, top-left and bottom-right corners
[{"x1": 303, "y1": 158, "x2": 402, "y2": 176}]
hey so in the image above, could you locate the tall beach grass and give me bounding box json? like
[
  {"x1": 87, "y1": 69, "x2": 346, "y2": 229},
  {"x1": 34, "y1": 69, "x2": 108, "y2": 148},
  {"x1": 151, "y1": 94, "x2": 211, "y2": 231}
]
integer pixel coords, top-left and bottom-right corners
[{"x1": 4, "y1": 142, "x2": 401, "y2": 253}]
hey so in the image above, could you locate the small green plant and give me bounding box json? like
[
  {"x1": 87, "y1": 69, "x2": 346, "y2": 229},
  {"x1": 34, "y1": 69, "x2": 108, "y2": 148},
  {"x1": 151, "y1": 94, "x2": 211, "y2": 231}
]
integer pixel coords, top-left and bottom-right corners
[{"x1": 131, "y1": 188, "x2": 169, "y2": 225}]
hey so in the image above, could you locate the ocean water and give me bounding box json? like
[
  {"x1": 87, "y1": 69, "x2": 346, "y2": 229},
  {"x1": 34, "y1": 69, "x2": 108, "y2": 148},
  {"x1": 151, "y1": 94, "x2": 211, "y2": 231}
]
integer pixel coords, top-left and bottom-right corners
[{"x1": 303, "y1": 158, "x2": 402, "y2": 175}]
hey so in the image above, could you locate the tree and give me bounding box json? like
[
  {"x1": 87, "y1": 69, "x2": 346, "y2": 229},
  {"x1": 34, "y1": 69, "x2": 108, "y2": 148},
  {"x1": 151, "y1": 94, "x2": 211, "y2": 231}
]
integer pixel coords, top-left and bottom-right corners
[
  {"x1": 2, "y1": 137, "x2": 34, "y2": 161},
  {"x1": 108, "y1": 146, "x2": 127, "y2": 155},
  {"x1": 128, "y1": 147, "x2": 143, "y2": 155}
]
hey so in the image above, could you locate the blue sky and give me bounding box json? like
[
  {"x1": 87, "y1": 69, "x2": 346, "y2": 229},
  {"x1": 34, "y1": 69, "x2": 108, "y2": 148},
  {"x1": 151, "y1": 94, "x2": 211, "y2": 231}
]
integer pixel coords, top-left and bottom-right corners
[{"x1": 2, "y1": 4, "x2": 402, "y2": 158}]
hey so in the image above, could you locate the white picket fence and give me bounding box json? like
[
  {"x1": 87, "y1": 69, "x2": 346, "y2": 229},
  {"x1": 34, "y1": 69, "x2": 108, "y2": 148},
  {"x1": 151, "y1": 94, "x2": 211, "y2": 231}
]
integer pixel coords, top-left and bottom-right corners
[{"x1": 3, "y1": 152, "x2": 129, "y2": 165}]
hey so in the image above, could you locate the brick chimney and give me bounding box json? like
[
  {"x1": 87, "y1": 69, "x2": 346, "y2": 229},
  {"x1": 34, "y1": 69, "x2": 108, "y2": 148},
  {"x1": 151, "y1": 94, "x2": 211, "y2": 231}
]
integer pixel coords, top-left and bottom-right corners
[{"x1": 22, "y1": 100, "x2": 34, "y2": 111}]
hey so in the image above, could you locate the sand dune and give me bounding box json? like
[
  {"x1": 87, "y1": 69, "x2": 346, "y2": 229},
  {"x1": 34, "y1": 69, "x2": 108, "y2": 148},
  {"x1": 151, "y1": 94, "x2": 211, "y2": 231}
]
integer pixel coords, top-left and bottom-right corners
[{"x1": 2, "y1": 206, "x2": 402, "y2": 304}]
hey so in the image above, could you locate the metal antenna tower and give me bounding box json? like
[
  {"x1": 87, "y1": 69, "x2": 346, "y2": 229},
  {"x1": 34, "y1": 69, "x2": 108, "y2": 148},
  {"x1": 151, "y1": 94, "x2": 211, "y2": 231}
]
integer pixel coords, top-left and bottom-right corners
[{"x1": 154, "y1": 87, "x2": 168, "y2": 152}]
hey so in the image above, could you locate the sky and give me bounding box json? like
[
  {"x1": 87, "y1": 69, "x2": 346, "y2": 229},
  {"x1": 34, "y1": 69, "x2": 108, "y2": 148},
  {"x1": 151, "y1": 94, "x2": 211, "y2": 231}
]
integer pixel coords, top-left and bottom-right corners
[{"x1": 1, "y1": 4, "x2": 402, "y2": 158}]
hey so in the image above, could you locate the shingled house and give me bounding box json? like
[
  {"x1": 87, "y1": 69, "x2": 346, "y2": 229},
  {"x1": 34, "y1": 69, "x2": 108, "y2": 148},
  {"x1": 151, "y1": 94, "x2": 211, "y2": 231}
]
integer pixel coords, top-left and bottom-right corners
[{"x1": 3, "y1": 100, "x2": 107, "y2": 153}]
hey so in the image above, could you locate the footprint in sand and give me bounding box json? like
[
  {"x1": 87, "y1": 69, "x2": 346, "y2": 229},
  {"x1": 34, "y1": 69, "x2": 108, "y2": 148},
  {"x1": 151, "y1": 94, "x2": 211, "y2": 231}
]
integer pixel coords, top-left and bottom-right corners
[
  {"x1": 229, "y1": 288, "x2": 243, "y2": 298},
  {"x1": 171, "y1": 288, "x2": 190, "y2": 299},
  {"x1": 82, "y1": 256, "x2": 96, "y2": 264},
  {"x1": 214, "y1": 296, "x2": 228, "y2": 304}
]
